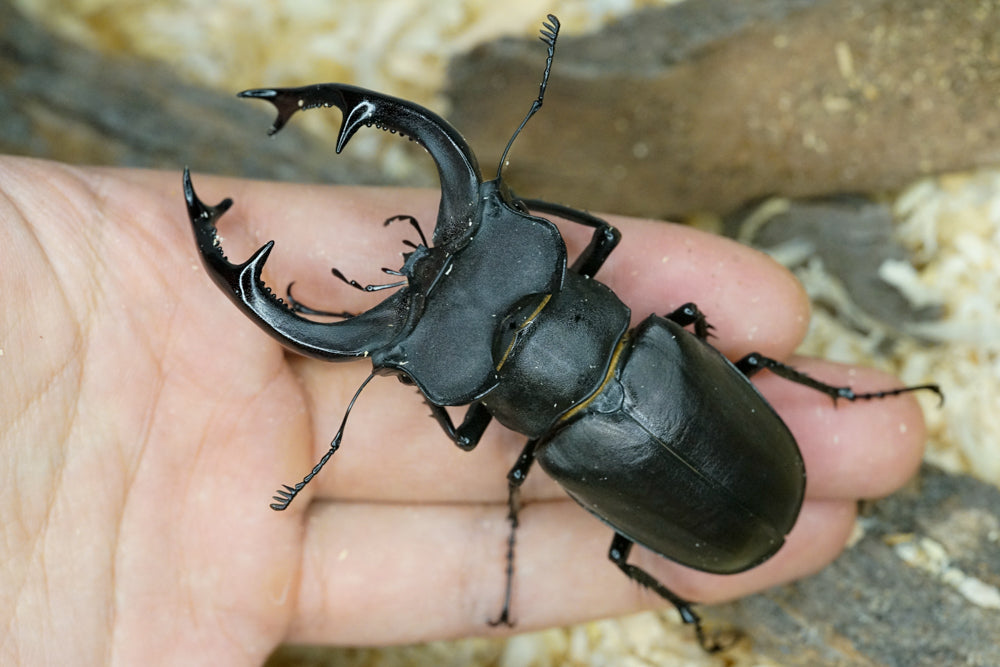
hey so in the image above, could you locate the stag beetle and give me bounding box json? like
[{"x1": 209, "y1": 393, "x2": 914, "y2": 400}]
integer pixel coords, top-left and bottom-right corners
[{"x1": 183, "y1": 15, "x2": 939, "y2": 650}]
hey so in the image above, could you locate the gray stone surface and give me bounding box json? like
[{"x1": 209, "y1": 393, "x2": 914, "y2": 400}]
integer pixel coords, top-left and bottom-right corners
[{"x1": 723, "y1": 195, "x2": 944, "y2": 330}]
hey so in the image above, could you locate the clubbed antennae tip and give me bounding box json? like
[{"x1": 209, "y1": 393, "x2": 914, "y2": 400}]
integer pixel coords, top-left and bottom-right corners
[
  {"x1": 270, "y1": 484, "x2": 299, "y2": 511},
  {"x1": 539, "y1": 14, "x2": 559, "y2": 47},
  {"x1": 495, "y1": 14, "x2": 561, "y2": 180},
  {"x1": 267, "y1": 372, "x2": 376, "y2": 512}
]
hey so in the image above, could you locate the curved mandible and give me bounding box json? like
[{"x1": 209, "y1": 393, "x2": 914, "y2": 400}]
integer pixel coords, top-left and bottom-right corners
[
  {"x1": 183, "y1": 169, "x2": 409, "y2": 359},
  {"x1": 239, "y1": 84, "x2": 483, "y2": 248}
]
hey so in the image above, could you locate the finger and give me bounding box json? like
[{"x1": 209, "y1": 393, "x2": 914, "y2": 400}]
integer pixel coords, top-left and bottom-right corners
[
  {"x1": 136, "y1": 170, "x2": 810, "y2": 360},
  {"x1": 154, "y1": 173, "x2": 927, "y2": 503},
  {"x1": 270, "y1": 205, "x2": 810, "y2": 501},
  {"x1": 287, "y1": 496, "x2": 854, "y2": 645},
  {"x1": 180, "y1": 177, "x2": 451, "y2": 317},
  {"x1": 285, "y1": 359, "x2": 553, "y2": 504},
  {"x1": 108, "y1": 170, "x2": 813, "y2": 507},
  {"x1": 562, "y1": 212, "x2": 811, "y2": 360},
  {"x1": 97, "y1": 168, "x2": 436, "y2": 313},
  {"x1": 283, "y1": 353, "x2": 928, "y2": 506}
]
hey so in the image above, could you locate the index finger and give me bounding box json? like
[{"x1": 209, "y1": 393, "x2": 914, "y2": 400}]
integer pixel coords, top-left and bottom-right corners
[
  {"x1": 266, "y1": 195, "x2": 813, "y2": 504},
  {"x1": 164, "y1": 172, "x2": 811, "y2": 360}
]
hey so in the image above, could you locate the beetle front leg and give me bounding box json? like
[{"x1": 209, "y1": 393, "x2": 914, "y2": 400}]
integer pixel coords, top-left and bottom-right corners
[
  {"x1": 489, "y1": 437, "x2": 539, "y2": 627},
  {"x1": 521, "y1": 199, "x2": 621, "y2": 279},
  {"x1": 425, "y1": 402, "x2": 493, "y2": 451},
  {"x1": 608, "y1": 533, "x2": 722, "y2": 652}
]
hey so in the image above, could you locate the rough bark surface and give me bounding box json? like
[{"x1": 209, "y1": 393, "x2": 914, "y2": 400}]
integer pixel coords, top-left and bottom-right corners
[
  {"x1": 706, "y1": 465, "x2": 1000, "y2": 666},
  {"x1": 448, "y1": 0, "x2": 1000, "y2": 217},
  {"x1": 0, "y1": 0, "x2": 392, "y2": 185}
]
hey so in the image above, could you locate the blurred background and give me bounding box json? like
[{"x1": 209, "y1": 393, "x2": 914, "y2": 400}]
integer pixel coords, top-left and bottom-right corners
[{"x1": 5, "y1": 0, "x2": 999, "y2": 664}]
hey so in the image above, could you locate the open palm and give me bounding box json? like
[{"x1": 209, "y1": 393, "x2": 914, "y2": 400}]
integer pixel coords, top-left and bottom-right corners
[{"x1": 2, "y1": 157, "x2": 928, "y2": 664}]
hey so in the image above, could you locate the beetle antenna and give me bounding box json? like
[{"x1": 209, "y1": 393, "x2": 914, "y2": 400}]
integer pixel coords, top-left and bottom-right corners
[
  {"x1": 271, "y1": 372, "x2": 377, "y2": 511},
  {"x1": 495, "y1": 14, "x2": 560, "y2": 180}
]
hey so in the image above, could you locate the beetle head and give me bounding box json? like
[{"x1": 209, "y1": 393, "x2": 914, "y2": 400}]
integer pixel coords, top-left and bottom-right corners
[{"x1": 182, "y1": 14, "x2": 565, "y2": 393}]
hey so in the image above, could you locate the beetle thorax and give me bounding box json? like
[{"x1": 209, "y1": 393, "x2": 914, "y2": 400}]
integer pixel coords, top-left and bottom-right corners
[{"x1": 480, "y1": 271, "x2": 631, "y2": 437}]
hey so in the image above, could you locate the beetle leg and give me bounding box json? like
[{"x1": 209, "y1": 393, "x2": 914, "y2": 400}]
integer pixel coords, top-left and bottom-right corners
[
  {"x1": 425, "y1": 402, "x2": 493, "y2": 451},
  {"x1": 735, "y1": 353, "x2": 943, "y2": 403},
  {"x1": 488, "y1": 437, "x2": 540, "y2": 627},
  {"x1": 608, "y1": 533, "x2": 723, "y2": 652},
  {"x1": 422, "y1": 400, "x2": 534, "y2": 627},
  {"x1": 520, "y1": 199, "x2": 621, "y2": 279},
  {"x1": 665, "y1": 302, "x2": 714, "y2": 341}
]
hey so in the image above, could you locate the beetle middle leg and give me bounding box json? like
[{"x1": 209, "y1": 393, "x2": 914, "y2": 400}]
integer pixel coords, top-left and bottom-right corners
[
  {"x1": 608, "y1": 533, "x2": 723, "y2": 652},
  {"x1": 488, "y1": 437, "x2": 540, "y2": 627},
  {"x1": 425, "y1": 402, "x2": 533, "y2": 627}
]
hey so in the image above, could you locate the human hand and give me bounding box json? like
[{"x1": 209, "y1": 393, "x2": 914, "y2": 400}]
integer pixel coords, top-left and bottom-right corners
[{"x1": 1, "y1": 157, "x2": 927, "y2": 664}]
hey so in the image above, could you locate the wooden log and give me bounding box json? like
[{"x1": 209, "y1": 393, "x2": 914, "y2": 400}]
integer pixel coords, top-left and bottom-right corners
[
  {"x1": 447, "y1": 0, "x2": 1000, "y2": 217},
  {"x1": 707, "y1": 464, "x2": 1000, "y2": 666},
  {"x1": 0, "y1": 0, "x2": 395, "y2": 186}
]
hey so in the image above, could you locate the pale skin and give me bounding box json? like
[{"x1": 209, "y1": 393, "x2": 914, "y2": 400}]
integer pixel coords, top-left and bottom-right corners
[{"x1": 1, "y1": 156, "x2": 927, "y2": 664}]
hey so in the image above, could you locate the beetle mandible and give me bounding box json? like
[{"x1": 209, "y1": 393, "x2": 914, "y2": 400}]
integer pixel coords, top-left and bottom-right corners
[{"x1": 182, "y1": 15, "x2": 940, "y2": 650}]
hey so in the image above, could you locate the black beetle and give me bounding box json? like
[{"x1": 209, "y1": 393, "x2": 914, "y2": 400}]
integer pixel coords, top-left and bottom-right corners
[{"x1": 182, "y1": 15, "x2": 939, "y2": 650}]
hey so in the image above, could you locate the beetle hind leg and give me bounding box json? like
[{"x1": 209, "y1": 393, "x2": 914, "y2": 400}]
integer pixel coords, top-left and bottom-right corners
[
  {"x1": 608, "y1": 533, "x2": 724, "y2": 652},
  {"x1": 735, "y1": 353, "x2": 942, "y2": 403}
]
